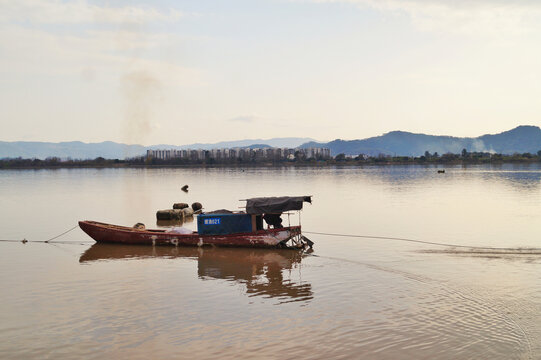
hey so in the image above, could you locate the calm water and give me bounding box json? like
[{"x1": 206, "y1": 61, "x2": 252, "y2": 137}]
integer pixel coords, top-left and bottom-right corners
[{"x1": 1, "y1": 165, "x2": 541, "y2": 359}]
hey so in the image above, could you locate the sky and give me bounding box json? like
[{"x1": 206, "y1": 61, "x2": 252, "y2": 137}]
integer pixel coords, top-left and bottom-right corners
[{"x1": 1, "y1": 0, "x2": 541, "y2": 145}]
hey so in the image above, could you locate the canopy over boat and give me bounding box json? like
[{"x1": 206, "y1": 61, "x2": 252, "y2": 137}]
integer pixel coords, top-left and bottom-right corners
[{"x1": 245, "y1": 196, "x2": 312, "y2": 215}]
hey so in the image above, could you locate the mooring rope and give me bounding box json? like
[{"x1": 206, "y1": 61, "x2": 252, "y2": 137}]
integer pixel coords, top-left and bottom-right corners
[
  {"x1": 0, "y1": 224, "x2": 82, "y2": 244},
  {"x1": 304, "y1": 230, "x2": 541, "y2": 251}
]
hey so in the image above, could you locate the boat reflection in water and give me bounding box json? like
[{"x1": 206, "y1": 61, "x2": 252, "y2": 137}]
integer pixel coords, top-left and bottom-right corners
[{"x1": 79, "y1": 244, "x2": 313, "y2": 304}]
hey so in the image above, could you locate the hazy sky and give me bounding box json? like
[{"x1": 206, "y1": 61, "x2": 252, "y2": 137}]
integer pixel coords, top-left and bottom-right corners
[{"x1": 1, "y1": 0, "x2": 540, "y2": 145}]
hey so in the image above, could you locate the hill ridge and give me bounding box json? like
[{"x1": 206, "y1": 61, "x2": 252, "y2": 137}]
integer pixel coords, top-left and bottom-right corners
[
  {"x1": 0, "y1": 137, "x2": 314, "y2": 159},
  {"x1": 298, "y1": 126, "x2": 541, "y2": 156}
]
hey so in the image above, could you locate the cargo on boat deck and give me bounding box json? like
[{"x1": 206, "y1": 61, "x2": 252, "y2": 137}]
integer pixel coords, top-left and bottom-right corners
[{"x1": 197, "y1": 213, "x2": 252, "y2": 235}]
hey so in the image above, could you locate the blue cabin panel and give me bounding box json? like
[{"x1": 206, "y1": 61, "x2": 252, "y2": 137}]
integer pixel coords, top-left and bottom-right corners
[{"x1": 197, "y1": 213, "x2": 253, "y2": 235}]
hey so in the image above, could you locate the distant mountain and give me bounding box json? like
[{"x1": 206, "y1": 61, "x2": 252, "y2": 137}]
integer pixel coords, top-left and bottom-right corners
[
  {"x1": 0, "y1": 141, "x2": 146, "y2": 160},
  {"x1": 299, "y1": 126, "x2": 541, "y2": 156},
  {"x1": 3, "y1": 128, "x2": 540, "y2": 159},
  {"x1": 148, "y1": 137, "x2": 315, "y2": 151},
  {"x1": 0, "y1": 137, "x2": 315, "y2": 159},
  {"x1": 241, "y1": 144, "x2": 272, "y2": 149}
]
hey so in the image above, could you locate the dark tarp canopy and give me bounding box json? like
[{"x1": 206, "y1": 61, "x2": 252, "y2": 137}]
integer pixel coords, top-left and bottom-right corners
[{"x1": 245, "y1": 196, "x2": 312, "y2": 215}]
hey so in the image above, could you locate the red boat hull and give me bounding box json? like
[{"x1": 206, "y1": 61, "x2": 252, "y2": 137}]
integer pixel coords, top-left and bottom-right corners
[{"x1": 79, "y1": 221, "x2": 302, "y2": 248}]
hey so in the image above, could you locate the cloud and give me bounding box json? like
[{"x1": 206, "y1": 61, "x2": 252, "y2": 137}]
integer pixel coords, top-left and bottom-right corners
[
  {"x1": 227, "y1": 115, "x2": 260, "y2": 123},
  {"x1": 0, "y1": 0, "x2": 182, "y2": 24},
  {"x1": 0, "y1": 24, "x2": 203, "y2": 85},
  {"x1": 0, "y1": 1, "x2": 204, "y2": 145},
  {"x1": 306, "y1": 0, "x2": 541, "y2": 34},
  {"x1": 0, "y1": 0, "x2": 204, "y2": 83},
  {"x1": 0, "y1": 1, "x2": 180, "y2": 75}
]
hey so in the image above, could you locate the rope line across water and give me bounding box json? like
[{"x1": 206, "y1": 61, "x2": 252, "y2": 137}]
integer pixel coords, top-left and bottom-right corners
[
  {"x1": 0, "y1": 225, "x2": 82, "y2": 244},
  {"x1": 304, "y1": 231, "x2": 541, "y2": 251}
]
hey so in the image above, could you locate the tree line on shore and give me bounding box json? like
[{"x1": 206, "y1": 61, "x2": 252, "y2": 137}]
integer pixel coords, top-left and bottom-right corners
[{"x1": 2, "y1": 149, "x2": 541, "y2": 168}]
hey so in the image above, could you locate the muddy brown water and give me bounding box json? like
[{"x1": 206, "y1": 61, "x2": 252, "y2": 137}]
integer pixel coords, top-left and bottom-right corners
[{"x1": 1, "y1": 165, "x2": 541, "y2": 359}]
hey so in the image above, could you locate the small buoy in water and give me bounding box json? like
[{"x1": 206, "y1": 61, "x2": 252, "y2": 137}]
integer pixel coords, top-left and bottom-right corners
[
  {"x1": 438, "y1": 170, "x2": 445, "y2": 174},
  {"x1": 181, "y1": 185, "x2": 189, "y2": 192},
  {"x1": 21, "y1": 238, "x2": 27, "y2": 244}
]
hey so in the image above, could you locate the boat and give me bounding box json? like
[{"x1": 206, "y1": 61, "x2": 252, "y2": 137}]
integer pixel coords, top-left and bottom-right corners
[{"x1": 79, "y1": 196, "x2": 313, "y2": 249}]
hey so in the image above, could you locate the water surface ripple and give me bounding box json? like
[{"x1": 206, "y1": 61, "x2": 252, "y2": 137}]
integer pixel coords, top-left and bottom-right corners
[{"x1": 1, "y1": 165, "x2": 540, "y2": 359}]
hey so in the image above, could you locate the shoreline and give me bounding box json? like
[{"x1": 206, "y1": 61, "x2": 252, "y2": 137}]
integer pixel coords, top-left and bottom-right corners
[{"x1": 2, "y1": 159, "x2": 541, "y2": 170}]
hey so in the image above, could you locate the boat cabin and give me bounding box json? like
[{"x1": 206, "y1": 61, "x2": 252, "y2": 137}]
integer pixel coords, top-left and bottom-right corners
[{"x1": 197, "y1": 196, "x2": 312, "y2": 236}]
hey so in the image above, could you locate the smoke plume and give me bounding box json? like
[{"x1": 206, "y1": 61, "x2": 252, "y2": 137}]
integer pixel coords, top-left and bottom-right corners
[{"x1": 121, "y1": 69, "x2": 162, "y2": 146}]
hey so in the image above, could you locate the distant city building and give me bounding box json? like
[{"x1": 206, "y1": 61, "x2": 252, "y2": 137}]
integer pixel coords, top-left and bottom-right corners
[{"x1": 146, "y1": 147, "x2": 331, "y2": 161}]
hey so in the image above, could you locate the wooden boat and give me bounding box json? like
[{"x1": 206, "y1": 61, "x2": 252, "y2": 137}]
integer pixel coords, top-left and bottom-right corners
[
  {"x1": 79, "y1": 196, "x2": 313, "y2": 249},
  {"x1": 79, "y1": 221, "x2": 305, "y2": 248}
]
